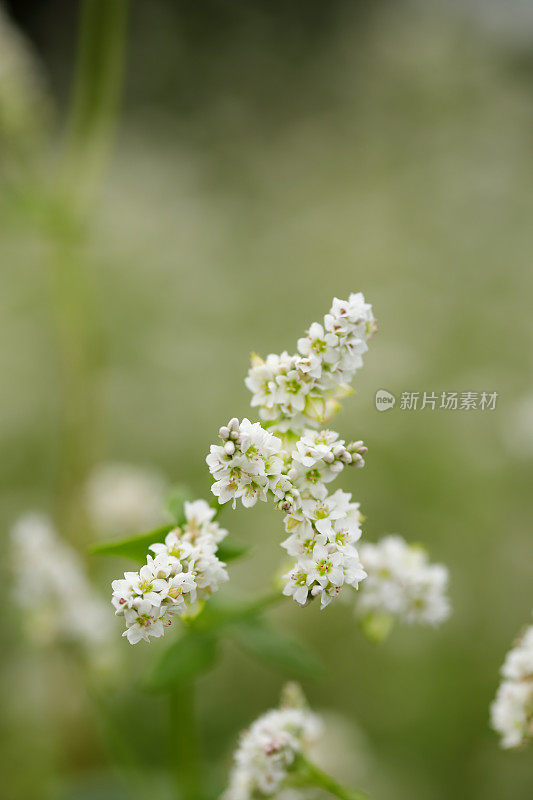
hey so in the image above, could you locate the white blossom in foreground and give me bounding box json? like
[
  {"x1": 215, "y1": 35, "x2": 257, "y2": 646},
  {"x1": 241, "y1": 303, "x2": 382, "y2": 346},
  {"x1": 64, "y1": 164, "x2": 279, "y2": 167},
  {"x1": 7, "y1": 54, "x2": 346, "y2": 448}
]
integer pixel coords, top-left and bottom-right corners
[
  {"x1": 207, "y1": 293, "x2": 375, "y2": 610},
  {"x1": 357, "y1": 536, "x2": 450, "y2": 626},
  {"x1": 85, "y1": 462, "x2": 168, "y2": 536},
  {"x1": 491, "y1": 623, "x2": 533, "y2": 748},
  {"x1": 282, "y1": 489, "x2": 367, "y2": 609},
  {"x1": 206, "y1": 417, "x2": 290, "y2": 508},
  {"x1": 223, "y1": 686, "x2": 322, "y2": 799},
  {"x1": 245, "y1": 292, "x2": 376, "y2": 433},
  {"x1": 11, "y1": 513, "x2": 114, "y2": 651},
  {"x1": 112, "y1": 499, "x2": 228, "y2": 644}
]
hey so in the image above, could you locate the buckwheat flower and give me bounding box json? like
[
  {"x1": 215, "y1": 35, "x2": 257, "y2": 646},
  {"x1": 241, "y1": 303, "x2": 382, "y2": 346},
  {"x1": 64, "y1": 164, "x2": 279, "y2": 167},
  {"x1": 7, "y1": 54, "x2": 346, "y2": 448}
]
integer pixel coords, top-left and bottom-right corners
[
  {"x1": 244, "y1": 293, "x2": 375, "y2": 434},
  {"x1": 289, "y1": 429, "x2": 355, "y2": 500},
  {"x1": 85, "y1": 462, "x2": 168, "y2": 537},
  {"x1": 491, "y1": 623, "x2": 533, "y2": 748},
  {"x1": 300, "y1": 489, "x2": 353, "y2": 538},
  {"x1": 297, "y1": 322, "x2": 339, "y2": 370},
  {"x1": 207, "y1": 418, "x2": 289, "y2": 508},
  {"x1": 223, "y1": 689, "x2": 322, "y2": 800},
  {"x1": 183, "y1": 499, "x2": 228, "y2": 544},
  {"x1": 122, "y1": 598, "x2": 165, "y2": 645},
  {"x1": 282, "y1": 561, "x2": 316, "y2": 605},
  {"x1": 281, "y1": 489, "x2": 365, "y2": 608},
  {"x1": 112, "y1": 496, "x2": 229, "y2": 643},
  {"x1": 357, "y1": 535, "x2": 450, "y2": 626},
  {"x1": 325, "y1": 293, "x2": 376, "y2": 341}
]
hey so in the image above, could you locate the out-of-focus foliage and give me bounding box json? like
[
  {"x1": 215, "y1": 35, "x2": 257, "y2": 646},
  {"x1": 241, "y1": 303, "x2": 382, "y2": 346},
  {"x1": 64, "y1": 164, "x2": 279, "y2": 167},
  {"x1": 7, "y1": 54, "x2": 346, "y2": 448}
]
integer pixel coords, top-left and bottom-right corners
[
  {"x1": 1, "y1": 1, "x2": 533, "y2": 799},
  {"x1": 0, "y1": 2, "x2": 51, "y2": 177}
]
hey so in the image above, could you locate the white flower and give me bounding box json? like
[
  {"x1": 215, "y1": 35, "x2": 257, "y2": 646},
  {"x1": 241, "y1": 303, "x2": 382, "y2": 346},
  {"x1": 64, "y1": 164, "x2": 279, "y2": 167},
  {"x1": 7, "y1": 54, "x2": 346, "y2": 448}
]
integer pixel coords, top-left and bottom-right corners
[
  {"x1": 212, "y1": 294, "x2": 378, "y2": 612},
  {"x1": 85, "y1": 462, "x2": 168, "y2": 536},
  {"x1": 297, "y1": 322, "x2": 339, "y2": 368},
  {"x1": 491, "y1": 623, "x2": 533, "y2": 749},
  {"x1": 300, "y1": 489, "x2": 353, "y2": 538},
  {"x1": 245, "y1": 293, "x2": 376, "y2": 432},
  {"x1": 207, "y1": 418, "x2": 289, "y2": 508},
  {"x1": 281, "y1": 490, "x2": 366, "y2": 608},
  {"x1": 282, "y1": 561, "x2": 316, "y2": 605},
  {"x1": 11, "y1": 513, "x2": 115, "y2": 653},
  {"x1": 112, "y1": 497, "x2": 229, "y2": 644},
  {"x1": 223, "y1": 693, "x2": 322, "y2": 799},
  {"x1": 357, "y1": 535, "x2": 450, "y2": 626},
  {"x1": 288, "y1": 429, "x2": 353, "y2": 500},
  {"x1": 123, "y1": 599, "x2": 165, "y2": 645}
]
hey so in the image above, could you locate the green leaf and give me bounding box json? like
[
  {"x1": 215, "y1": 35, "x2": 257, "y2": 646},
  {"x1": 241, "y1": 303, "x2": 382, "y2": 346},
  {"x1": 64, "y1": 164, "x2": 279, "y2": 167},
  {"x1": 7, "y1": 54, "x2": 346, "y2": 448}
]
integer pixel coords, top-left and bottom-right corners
[
  {"x1": 192, "y1": 592, "x2": 283, "y2": 633},
  {"x1": 90, "y1": 524, "x2": 174, "y2": 563},
  {"x1": 166, "y1": 484, "x2": 194, "y2": 524},
  {"x1": 229, "y1": 619, "x2": 323, "y2": 679},
  {"x1": 144, "y1": 631, "x2": 218, "y2": 692},
  {"x1": 359, "y1": 612, "x2": 394, "y2": 643},
  {"x1": 217, "y1": 538, "x2": 251, "y2": 562}
]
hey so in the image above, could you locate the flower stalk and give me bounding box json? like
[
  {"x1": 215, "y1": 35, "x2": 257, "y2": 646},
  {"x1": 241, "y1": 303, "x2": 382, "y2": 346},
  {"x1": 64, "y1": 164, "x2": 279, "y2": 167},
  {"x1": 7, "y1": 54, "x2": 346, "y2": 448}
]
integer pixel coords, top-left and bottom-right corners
[
  {"x1": 169, "y1": 682, "x2": 203, "y2": 800},
  {"x1": 291, "y1": 755, "x2": 370, "y2": 800},
  {"x1": 49, "y1": 0, "x2": 129, "y2": 541}
]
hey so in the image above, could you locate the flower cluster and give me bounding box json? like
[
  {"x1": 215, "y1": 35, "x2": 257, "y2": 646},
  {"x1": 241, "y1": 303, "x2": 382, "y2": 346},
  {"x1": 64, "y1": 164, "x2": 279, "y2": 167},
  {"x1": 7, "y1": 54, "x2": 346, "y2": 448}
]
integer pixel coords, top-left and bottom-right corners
[
  {"x1": 11, "y1": 513, "x2": 113, "y2": 652},
  {"x1": 85, "y1": 462, "x2": 168, "y2": 537},
  {"x1": 357, "y1": 536, "x2": 450, "y2": 626},
  {"x1": 207, "y1": 294, "x2": 375, "y2": 609},
  {"x1": 245, "y1": 292, "x2": 376, "y2": 433},
  {"x1": 491, "y1": 622, "x2": 533, "y2": 749},
  {"x1": 112, "y1": 500, "x2": 228, "y2": 644},
  {"x1": 206, "y1": 417, "x2": 290, "y2": 508},
  {"x1": 281, "y1": 488, "x2": 367, "y2": 609},
  {"x1": 224, "y1": 686, "x2": 322, "y2": 799}
]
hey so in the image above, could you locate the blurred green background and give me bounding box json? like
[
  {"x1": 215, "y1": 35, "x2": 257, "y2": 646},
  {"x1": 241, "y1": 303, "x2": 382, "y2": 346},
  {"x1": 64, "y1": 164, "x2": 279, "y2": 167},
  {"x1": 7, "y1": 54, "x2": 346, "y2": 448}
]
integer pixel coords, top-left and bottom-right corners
[{"x1": 1, "y1": 1, "x2": 532, "y2": 798}]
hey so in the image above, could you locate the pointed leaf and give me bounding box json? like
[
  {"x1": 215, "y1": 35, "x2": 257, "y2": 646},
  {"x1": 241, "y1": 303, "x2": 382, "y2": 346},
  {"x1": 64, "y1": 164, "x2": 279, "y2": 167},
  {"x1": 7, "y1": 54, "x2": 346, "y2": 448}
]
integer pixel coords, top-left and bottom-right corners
[
  {"x1": 229, "y1": 619, "x2": 323, "y2": 679},
  {"x1": 90, "y1": 524, "x2": 174, "y2": 563},
  {"x1": 217, "y1": 538, "x2": 251, "y2": 562}
]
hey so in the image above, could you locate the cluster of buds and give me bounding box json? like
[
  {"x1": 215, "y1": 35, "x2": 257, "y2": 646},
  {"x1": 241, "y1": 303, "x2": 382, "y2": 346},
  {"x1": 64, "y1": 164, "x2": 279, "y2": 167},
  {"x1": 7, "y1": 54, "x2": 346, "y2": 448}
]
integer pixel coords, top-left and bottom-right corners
[{"x1": 207, "y1": 417, "x2": 290, "y2": 508}]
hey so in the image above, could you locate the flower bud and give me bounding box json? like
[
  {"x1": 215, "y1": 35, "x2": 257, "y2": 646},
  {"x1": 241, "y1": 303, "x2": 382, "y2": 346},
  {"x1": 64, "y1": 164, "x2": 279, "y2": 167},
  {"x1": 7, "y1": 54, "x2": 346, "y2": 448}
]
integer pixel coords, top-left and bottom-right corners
[{"x1": 224, "y1": 441, "x2": 236, "y2": 456}]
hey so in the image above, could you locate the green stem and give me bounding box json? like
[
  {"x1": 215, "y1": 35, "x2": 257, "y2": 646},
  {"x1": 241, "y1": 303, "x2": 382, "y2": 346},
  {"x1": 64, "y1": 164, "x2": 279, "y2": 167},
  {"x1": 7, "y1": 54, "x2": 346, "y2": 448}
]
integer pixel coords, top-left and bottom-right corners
[
  {"x1": 292, "y1": 756, "x2": 370, "y2": 800},
  {"x1": 169, "y1": 683, "x2": 203, "y2": 800},
  {"x1": 61, "y1": 0, "x2": 130, "y2": 209},
  {"x1": 48, "y1": 0, "x2": 129, "y2": 541}
]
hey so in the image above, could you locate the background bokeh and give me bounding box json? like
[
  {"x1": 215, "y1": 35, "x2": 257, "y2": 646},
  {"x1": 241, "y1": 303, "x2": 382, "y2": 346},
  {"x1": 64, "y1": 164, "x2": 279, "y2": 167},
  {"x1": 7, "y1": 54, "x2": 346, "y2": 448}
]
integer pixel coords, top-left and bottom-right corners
[{"x1": 1, "y1": 1, "x2": 532, "y2": 798}]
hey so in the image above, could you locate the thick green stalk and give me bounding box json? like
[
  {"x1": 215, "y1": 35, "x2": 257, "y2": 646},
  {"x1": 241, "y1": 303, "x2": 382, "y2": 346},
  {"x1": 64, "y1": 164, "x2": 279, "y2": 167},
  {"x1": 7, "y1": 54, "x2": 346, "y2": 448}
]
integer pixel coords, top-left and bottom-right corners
[
  {"x1": 49, "y1": 0, "x2": 129, "y2": 540},
  {"x1": 169, "y1": 683, "x2": 203, "y2": 800},
  {"x1": 292, "y1": 756, "x2": 370, "y2": 800},
  {"x1": 61, "y1": 0, "x2": 130, "y2": 208}
]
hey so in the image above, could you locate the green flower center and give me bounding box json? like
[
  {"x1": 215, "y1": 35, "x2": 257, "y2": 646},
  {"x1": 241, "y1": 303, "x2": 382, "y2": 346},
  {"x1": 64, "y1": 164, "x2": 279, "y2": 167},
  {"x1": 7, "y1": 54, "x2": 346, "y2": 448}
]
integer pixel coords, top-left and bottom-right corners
[{"x1": 317, "y1": 559, "x2": 332, "y2": 576}]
